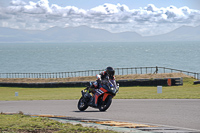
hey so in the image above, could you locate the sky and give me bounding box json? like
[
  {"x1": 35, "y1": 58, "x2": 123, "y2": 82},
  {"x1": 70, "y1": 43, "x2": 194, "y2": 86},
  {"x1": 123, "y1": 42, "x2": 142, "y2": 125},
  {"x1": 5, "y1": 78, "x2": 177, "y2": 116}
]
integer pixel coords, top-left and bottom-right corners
[{"x1": 0, "y1": 0, "x2": 200, "y2": 36}]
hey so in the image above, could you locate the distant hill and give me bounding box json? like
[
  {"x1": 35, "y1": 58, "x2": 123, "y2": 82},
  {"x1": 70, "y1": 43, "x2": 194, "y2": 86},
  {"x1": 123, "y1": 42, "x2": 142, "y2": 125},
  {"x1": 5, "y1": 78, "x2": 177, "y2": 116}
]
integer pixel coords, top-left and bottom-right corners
[
  {"x1": 0, "y1": 25, "x2": 200, "y2": 43},
  {"x1": 145, "y1": 26, "x2": 200, "y2": 41}
]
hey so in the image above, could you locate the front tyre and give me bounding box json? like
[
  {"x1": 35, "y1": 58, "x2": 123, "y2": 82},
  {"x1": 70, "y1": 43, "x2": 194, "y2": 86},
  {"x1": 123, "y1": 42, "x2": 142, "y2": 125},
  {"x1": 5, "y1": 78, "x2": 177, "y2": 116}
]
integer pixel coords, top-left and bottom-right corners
[
  {"x1": 99, "y1": 95, "x2": 112, "y2": 112},
  {"x1": 78, "y1": 97, "x2": 88, "y2": 111}
]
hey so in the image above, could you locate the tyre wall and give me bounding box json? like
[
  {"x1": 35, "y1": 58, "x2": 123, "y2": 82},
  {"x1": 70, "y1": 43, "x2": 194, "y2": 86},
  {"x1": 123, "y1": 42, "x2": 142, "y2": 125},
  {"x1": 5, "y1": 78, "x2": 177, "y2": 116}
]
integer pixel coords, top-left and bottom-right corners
[{"x1": 0, "y1": 78, "x2": 183, "y2": 88}]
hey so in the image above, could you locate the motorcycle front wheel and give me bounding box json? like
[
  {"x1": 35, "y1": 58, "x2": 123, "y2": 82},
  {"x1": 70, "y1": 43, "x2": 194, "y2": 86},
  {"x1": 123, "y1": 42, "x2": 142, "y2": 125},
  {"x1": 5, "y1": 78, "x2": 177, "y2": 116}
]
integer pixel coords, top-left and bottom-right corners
[
  {"x1": 99, "y1": 95, "x2": 112, "y2": 112},
  {"x1": 78, "y1": 97, "x2": 88, "y2": 111}
]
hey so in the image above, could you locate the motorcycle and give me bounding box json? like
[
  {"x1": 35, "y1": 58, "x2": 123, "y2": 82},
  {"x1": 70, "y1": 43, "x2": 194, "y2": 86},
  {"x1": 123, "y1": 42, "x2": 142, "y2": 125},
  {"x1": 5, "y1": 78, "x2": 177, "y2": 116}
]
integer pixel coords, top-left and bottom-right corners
[{"x1": 77, "y1": 79, "x2": 119, "y2": 111}]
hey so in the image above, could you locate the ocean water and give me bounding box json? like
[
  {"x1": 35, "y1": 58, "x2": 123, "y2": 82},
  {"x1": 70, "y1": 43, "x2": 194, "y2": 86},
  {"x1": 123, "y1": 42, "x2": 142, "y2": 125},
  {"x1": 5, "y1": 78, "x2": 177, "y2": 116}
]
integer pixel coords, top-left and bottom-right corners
[{"x1": 0, "y1": 41, "x2": 200, "y2": 73}]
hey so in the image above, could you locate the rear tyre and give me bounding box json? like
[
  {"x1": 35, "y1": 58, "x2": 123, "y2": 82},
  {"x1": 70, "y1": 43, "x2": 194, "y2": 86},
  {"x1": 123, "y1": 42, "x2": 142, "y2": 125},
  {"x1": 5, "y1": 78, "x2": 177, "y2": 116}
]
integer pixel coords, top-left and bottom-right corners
[
  {"x1": 99, "y1": 95, "x2": 112, "y2": 112},
  {"x1": 78, "y1": 97, "x2": 88, "y2": 111}
]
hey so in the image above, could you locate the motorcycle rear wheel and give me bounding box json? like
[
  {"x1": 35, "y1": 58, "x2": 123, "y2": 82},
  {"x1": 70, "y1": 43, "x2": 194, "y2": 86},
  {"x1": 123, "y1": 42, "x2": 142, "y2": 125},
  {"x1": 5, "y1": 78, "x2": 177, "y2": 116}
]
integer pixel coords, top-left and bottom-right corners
[
  {"x1": 99, "y1": 95, "x2": 112, "y2": 112},
  {"x1": 78, "y1": 97, "x2": 88, "y2": 111}
]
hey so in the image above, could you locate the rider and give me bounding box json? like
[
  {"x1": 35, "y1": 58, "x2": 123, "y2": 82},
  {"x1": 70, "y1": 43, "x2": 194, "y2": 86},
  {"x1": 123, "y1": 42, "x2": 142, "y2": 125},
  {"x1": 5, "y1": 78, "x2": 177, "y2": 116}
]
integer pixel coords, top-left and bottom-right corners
[
  {"x1": 90, "y1": 66, "x2": 115, "y2": 92},
  {"x1": 84, "y1": 67, "x2": 115, "y2": 102}
]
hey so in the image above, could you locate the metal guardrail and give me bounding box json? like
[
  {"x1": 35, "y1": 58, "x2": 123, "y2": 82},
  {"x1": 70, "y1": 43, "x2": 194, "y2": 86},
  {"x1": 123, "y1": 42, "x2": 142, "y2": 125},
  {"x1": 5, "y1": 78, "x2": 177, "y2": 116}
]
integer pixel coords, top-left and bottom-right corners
[{"x1": 0, "y1": 66, "x2": 199, "y2": 80}]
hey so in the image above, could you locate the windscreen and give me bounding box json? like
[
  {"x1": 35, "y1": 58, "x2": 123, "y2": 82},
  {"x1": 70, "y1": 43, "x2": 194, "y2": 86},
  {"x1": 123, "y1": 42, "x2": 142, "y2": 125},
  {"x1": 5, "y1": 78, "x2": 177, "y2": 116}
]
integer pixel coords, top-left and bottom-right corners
[{"x1": 109, "y1": 80, "x2": 117, "y2": 88}]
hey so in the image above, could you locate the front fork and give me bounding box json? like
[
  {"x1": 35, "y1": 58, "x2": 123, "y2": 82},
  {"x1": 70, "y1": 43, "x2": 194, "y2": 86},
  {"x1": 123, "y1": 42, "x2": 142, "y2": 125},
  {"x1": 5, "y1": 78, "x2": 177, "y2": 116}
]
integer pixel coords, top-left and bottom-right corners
[{"x1": 81, "y1": 90, "x2": 86, "y2": 97}]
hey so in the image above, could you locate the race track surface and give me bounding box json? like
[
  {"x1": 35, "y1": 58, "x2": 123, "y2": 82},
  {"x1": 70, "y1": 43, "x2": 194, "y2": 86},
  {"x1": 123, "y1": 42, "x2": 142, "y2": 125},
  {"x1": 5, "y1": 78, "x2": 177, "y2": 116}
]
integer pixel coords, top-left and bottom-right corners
[{"x1": 0, "y1": 99, "x2": 200, "y2": 131}]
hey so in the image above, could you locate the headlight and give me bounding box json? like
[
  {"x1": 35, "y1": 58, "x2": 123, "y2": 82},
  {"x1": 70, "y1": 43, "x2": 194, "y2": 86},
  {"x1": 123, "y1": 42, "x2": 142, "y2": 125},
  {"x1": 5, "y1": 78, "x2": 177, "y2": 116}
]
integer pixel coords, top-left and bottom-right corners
[{"x1": 111, "y1": 87, "x2": 116, "y2": 93}]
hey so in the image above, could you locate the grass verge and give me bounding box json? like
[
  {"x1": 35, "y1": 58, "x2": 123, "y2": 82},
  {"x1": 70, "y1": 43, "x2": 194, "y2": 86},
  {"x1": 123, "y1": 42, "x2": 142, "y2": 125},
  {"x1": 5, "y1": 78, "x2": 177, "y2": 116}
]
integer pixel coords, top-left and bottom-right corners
[
  {"x1": 0, "y1": 113, "x2": 117, "y2": 133},
  {"x1": 0, "y1": 77, "x2": 199, "y2": 100}
]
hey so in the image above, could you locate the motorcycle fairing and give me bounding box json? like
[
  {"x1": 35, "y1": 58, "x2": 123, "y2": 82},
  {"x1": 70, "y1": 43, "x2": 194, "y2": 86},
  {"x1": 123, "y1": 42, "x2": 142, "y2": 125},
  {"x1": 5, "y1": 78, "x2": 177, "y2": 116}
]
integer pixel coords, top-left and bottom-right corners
[
  {"x1": 102, "y1": 93, "x2": 112, "y2": 101},
  {"x1": 95, "y1": 87, "x2": 108, "y2": 104}
]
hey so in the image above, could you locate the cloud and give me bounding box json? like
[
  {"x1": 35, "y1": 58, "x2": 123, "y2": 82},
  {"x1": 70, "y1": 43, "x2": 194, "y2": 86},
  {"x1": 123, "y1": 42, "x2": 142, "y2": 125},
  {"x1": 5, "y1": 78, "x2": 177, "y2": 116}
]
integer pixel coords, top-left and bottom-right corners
[
  {"x1": 10, "y1": 0, "x2": 26, "y2": 6},
  {"x1": 1, "y1": 0, "x2": 200, "y2": 36}
]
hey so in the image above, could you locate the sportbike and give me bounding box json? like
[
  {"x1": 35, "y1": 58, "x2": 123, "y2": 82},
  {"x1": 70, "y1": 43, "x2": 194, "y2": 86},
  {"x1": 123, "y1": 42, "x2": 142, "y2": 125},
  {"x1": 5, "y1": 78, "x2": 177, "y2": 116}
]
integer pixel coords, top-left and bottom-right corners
[{"x1": 77, "y1": 79, "x2": 119, "y2": 111}]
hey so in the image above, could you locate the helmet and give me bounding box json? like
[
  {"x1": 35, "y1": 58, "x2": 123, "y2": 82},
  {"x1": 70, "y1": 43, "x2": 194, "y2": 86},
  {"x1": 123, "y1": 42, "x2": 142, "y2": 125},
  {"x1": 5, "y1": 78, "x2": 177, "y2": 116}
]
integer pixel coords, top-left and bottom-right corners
[{"x1": 106, "y1": 67, "x2": 115, "y2": 76}]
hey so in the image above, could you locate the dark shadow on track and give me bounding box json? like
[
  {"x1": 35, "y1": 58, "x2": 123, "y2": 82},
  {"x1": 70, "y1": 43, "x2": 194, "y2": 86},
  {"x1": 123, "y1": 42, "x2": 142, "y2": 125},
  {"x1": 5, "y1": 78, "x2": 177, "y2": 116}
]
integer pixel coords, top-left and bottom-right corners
[{"x1": 73, "y1": 110, "x2": 105, "y2": 113}]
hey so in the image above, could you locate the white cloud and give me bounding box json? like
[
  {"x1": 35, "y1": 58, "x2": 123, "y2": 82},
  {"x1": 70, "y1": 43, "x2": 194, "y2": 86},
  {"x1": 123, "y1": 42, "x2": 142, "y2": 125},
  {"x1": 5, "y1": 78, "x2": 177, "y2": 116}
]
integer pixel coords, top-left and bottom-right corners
[
  {"x1": 90, "y1": 3, "x2": 130, "y2": 14},
  {"x1": 0, "y1": 0, "x2": 200, "y2": 36},
  {"x1": 10, "y1": 0, "x2": 26, "y2": 6}
]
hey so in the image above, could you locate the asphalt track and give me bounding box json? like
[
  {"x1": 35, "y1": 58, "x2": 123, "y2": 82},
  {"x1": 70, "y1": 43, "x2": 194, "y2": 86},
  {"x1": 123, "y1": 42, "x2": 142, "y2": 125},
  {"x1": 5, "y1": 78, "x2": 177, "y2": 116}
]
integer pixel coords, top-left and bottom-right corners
[{"x1": 0, "y1": 99, "x2": 200, "y2": 131}]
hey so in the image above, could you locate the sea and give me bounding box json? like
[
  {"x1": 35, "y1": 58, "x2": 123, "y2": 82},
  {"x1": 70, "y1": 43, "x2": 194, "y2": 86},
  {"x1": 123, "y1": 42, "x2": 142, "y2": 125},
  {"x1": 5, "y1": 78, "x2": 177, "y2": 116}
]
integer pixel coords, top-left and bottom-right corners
[{"x1": 0, "y1": 41, "x2": 200, "y2": 73}]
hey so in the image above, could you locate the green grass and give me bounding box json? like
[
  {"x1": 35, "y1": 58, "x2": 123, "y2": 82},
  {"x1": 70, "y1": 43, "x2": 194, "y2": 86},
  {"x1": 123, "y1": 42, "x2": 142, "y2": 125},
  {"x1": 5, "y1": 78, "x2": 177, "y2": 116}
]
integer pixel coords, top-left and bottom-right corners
[
  {"x1": 0, "y1": 114, "x2": 117, "y2": 133},
  {"x1": 114, "y1": 85, "x2": 200, "y2": 99},
  {"x1": 0, "y1": 78, "x2": 199, "y2": 100},
  {"x1": 0, "y1": 87, "x2": 83, "y2": 101}
]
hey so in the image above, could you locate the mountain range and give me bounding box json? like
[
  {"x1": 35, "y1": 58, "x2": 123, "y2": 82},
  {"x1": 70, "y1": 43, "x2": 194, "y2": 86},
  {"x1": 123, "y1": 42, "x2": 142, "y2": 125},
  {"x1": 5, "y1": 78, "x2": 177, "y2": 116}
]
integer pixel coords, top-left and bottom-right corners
[{"x1": 0, "y1": 25, "x2": 200, "y2": 43}]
